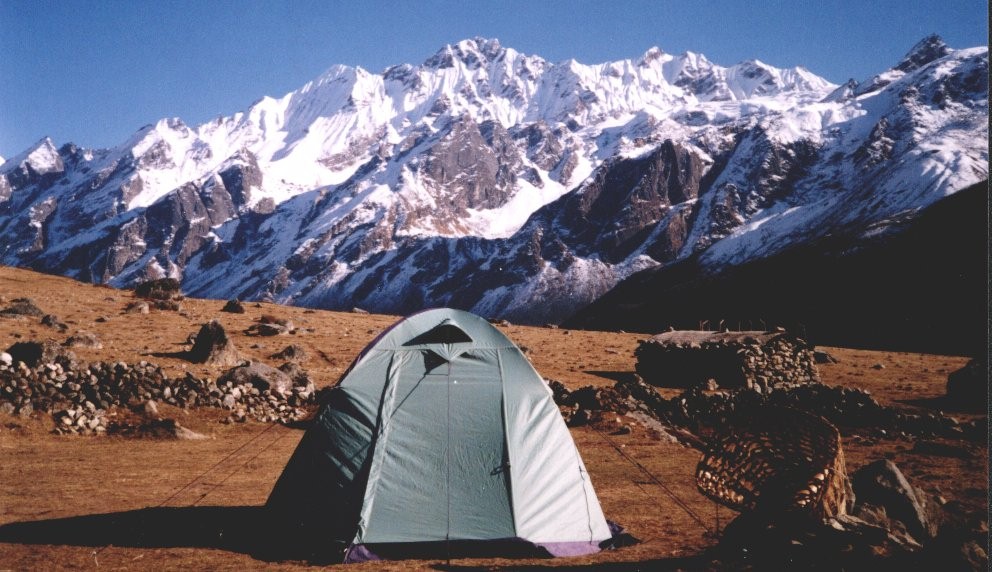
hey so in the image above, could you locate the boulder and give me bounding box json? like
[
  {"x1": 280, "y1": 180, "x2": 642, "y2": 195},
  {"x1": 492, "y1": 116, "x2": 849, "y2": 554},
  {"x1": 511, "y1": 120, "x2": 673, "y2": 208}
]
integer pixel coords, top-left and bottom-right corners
[
  {"x1": 41, "y1": 314, "x2": 68, "y2": 331},
  {"x1": 851, "y1": 459, "x2": 934, "y2": 543},
  {"x1": 271, "y1": 344, "x2": 307, "y2": 362},
  {"x1": 247, "y1": 323, "x2": 290, "y2": 336},
  {"x1": 143, "y1": 400, "x2": 160, "y2": 418},
  {"x1": 63, "y1": 331, "x2": 103, "y2": 349},
  {"x1": 221, "y1": 299, "x2": 246, "y2": 313},
  {"x1": 814, "y1": 350, "x2": 839, "y2": 364},
  {"x1": 5, "y1": 340, "x2": 77, "y2": 368},
  {"x1": 124, "y1": 301, "x2": 150, "y2": 314},
  {"x1": 188, "y1": 320, "x2": 243, "y2": 366},
  {"x1": 217, "y1": 361, "x2": 293, "y2": 396},
  {"x1": 946, "y1": 357, "x2": 986, "y2": 411},
  {"x1": 0, "y1": 352, "x2": 11, "y2": 366},
  {"x1": 153, "y1": 300, "x2": 183, "y2": 311},
  {"x1": 278, "y1": 362, "x2": 315, "y2": 393},
  {"x1": 0, "y1": 298, "x2": 45, "y2": 318}
]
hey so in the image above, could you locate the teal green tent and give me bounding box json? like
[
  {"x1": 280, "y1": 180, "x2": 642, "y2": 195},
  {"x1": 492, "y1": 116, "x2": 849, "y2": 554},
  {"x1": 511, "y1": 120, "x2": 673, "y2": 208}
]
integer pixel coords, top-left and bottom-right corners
[{"x1": 266, "y1": 308, "x2": 613, "y2": 562}]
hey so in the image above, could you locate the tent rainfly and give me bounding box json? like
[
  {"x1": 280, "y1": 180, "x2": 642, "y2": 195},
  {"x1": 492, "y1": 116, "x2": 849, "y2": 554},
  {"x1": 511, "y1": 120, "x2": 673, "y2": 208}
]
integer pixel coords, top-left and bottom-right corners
[{"x1": 266, "y1": 308, "x2": 615, "y2": 563}]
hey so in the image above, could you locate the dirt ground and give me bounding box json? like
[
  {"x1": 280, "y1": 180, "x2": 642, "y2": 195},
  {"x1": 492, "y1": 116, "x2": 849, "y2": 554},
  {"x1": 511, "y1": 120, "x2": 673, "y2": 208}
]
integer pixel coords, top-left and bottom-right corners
[{"x1": 0, "y1": 267, "x2": 986, "y2": 570}]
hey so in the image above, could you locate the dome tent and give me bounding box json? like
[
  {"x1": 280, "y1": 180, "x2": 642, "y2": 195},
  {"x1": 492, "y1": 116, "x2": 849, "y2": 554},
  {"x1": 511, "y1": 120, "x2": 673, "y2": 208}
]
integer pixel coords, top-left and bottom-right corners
[{"x1": 266, "y1": 308, "x2": 614, "y2": 563}]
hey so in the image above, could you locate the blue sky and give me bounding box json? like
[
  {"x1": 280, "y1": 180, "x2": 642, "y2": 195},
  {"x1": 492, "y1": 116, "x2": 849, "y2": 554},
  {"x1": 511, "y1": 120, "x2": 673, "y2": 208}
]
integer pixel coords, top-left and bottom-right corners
[{"x1": 0, "y1": 0, "x2": 987, "y2": 157}]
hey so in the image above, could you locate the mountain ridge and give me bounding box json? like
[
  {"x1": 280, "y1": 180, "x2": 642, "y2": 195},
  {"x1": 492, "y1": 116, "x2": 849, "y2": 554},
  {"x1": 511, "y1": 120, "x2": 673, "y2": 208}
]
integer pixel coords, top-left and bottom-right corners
[{"x1": 0, "y1": 36, "x2": 987, "y2": 326}]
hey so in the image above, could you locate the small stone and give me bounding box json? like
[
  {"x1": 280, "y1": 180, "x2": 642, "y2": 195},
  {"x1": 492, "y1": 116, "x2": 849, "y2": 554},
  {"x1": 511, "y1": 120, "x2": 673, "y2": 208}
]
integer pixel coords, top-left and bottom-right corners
[{"x1": 143, "y1": 400, "x2": 159, "y2": 418}]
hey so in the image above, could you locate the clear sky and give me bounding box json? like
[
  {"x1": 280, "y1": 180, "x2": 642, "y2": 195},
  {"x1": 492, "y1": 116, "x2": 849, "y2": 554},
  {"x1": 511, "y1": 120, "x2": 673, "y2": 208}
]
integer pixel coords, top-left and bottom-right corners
[{"x1": 0, "y1": 0, "x2": 987, "y2": 157}]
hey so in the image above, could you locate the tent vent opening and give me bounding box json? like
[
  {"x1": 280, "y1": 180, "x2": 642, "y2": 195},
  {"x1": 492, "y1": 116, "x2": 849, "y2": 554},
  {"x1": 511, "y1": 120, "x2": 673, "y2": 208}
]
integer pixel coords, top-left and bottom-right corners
[{"x1": 404, "y1": 320, "x2": 472, "y2": 346}]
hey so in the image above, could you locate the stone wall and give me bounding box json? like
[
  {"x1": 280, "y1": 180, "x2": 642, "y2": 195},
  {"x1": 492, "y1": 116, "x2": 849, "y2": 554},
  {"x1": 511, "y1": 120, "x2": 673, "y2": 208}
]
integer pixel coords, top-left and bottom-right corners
[
  {"x1": 0, "y1": 348, "x2": 315, "y2": 436},
  {"x1": 635, "y1": 330, "x2": 820, "y2": 391}
]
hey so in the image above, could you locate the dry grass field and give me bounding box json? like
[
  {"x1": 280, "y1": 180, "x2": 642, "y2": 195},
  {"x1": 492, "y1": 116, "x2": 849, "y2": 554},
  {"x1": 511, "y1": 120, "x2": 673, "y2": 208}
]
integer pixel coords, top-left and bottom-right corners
[{"x1": 0, "y1": 267, "x2": 986, "y2": 570}]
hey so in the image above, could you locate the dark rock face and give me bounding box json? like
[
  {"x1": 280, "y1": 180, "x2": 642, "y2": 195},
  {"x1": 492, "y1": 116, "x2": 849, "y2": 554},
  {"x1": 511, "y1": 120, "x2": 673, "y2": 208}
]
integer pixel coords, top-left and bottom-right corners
[
  {"x1": 896, "y1": 35, "x2": 952, "y2": 73},
  {"x1": 689, "y1": 130, "x2": 819, "y2": 252},
  {"x1": 406, "y1": 115, "x2": 522, "y2": 231},
  {"x1": 536, "y1": 140, "x2": 704, "y2": 263},
  {"x1": 218, "y1": 150, "x2": 263, "y2": 209}
]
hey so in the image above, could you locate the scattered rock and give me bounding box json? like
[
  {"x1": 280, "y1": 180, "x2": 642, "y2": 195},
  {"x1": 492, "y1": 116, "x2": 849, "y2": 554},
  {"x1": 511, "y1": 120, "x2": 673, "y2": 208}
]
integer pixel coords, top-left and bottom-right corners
[
  {"x1": 188, "y1": 320, "x2": 243, "y2": 366},
  {"x1": 63, "y1": 331, "x2": 103, "y2": 349},
  {"x1": 221, "y1": 299, "x2": 246, "y2": 313},
  {"x1": 153, "y1": 300, "x2": 183, "y2": 311},
  {"x1": 271, "y1": 344, "x2": 307, "y2": 362},
  {"x1": 872, "y1": 363, "x2": 886, "y2": 370},
  {"x1": 41, "y1": 314, "x2": 68, "y2": 331},
  {"x1": 124, "y1": 301, "x2": 150, "y2": 314},
  {"x1": 350, "y1": 307, "x2": 369, "y2": 314},
  {"x1": 143, "y1": 400, "x2": 159, "y2": 418},
  {"x1": 247, "y1": 323, "x2": 290, "y2": 336}
]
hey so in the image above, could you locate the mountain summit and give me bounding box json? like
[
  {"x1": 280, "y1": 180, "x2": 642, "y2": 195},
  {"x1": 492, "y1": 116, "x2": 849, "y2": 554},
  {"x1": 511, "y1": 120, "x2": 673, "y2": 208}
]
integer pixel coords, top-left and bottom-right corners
[{"x1": 0, "y1": 37, "x2": 987, "y2": 324}]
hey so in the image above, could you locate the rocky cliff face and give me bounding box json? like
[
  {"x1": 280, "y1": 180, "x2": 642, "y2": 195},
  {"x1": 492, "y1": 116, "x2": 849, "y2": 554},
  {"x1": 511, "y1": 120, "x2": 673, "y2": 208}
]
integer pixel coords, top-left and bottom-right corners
[{"x1": 0, "y1": 36, "x2": 987, "y2": 324}]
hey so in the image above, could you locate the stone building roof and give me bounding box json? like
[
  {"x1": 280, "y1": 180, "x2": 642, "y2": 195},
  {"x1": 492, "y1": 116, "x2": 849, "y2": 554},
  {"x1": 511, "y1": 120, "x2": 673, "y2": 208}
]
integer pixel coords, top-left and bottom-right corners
[{"x1": 646, "y1": 329, "x2": 794, "y2": 347}]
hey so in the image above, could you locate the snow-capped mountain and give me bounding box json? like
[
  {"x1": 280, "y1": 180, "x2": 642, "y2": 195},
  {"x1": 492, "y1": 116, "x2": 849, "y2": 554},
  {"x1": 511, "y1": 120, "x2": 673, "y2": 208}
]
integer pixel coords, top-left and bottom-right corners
[{"x1": 0, "y1": 36, "x2": 987, "y2": 324}]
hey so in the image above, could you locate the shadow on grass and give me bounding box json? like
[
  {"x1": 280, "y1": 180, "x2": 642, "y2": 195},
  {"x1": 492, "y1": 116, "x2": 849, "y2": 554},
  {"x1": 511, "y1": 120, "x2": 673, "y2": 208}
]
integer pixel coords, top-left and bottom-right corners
[
  {"x1": 585, "y1": 371, "x2": 639, "y2": 384},
  {"x1": 895, "y1": 396, "x2": 986, "y2": 414},
  {"x1": 0, "y1": 506, "x2": 343, "y2": 564},
  {"x1": 147, "y1": 350, "x2": 196, "y2": 362},
  {"x1": 431, "y1": 555, "x2": 713, "y2": 571},
  {"x1": 0, "y1": 507, "x2": 693, "y2": 568}
]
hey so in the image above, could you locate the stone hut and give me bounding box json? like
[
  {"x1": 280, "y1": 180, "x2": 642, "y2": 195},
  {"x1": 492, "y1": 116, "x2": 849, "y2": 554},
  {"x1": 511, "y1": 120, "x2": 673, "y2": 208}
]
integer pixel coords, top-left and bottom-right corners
[{"x1": 634, "y1": 330, "x2": 820, "y2": 391}]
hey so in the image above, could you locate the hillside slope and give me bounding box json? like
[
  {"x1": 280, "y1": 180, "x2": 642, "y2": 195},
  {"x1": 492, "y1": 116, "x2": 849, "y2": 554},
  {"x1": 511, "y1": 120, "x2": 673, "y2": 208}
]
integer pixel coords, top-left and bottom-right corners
[{"x1": 567, "y1": 180, "x2": 988, "y2": 355}]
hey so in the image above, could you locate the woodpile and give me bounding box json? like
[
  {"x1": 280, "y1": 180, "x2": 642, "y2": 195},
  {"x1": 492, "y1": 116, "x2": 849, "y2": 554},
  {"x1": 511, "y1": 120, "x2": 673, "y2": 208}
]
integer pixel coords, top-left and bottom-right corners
[{"x1": 635, "y1": 330, "x2": 821, "y2": 391}]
